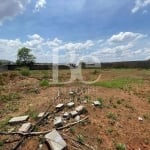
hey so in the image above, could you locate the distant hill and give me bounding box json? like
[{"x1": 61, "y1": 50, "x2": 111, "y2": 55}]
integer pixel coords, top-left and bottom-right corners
[{"x1": 0, "y1": 59, "x2": 14, "y2": 65}]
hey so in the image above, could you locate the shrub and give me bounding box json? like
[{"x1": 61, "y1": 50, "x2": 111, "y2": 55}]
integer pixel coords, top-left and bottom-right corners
[
  {"x1": 39, "y1": 79, "x2": 49, "y2": 87},
  {"x1": 115, "y1": 143, "x2": 126, "y2": 150},
  {"x1": 20, "y1": 68, "x2": 30, "y2": 76},
  {"x1": 107, "y1": 112, "x2": 117, "y2": 120},
  {"x1": 77, "y1": 134, "x2": 84, "y2": 144}
]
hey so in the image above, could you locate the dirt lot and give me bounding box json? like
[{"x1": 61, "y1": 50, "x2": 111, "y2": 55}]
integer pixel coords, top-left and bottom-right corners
[{"x1": 0, "y1": 69, "x2": 150, "y2": 150}]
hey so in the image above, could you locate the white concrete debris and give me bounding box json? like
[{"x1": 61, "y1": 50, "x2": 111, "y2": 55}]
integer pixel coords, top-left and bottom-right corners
[
  {"x1": 70, "y1": 111, "x2": 78, "y2": 117},
  {"x1": 38, "y1": 112, "x2": 45, "y2": 118},
  {"x1": 93, "y1": 101, "x2": 101, "y2": 106},
  {"x1": 67, "y1": 102, "x2": 75, "y2": 108},
  {"x1": 18, "y1": 122, "x2": 32, "y2": 132},
  {"x1": 56, "y1": 104, "x2": 64, "y2": 111},
  {"x1": 138, "y1": 117, "x2": 143, "y2": 121},
  {"x1": 63, "y1": 112, "x2": 70, "y2": 119},
  {"x1": 75, "y1": 115, "x2": 80, "y2": 122},
  {"x1": 75, "y1": 105, "x2": 85, "y2": 114},
  {"x1": 45, "y1": 129, "x2": 67, "y2": 150},
  {"x1": 69, "y1": 91, "x2": 74, "y2": 95},
  {"x1": 9, "y1": 115, "x2": 29, "y2": 124},
  {"x1": 38, "y1": 112, "x2": 49, "y2": 118},
  {"x1": 54, "y1": 117, "x2": 63, "y2": 127}
]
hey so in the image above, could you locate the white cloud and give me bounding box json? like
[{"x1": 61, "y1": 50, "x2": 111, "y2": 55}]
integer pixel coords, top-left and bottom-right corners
[
  {"x1": 0, "y1": 0, "x2": 30, "y2": 24},
  {"x1": 0, "y1": 32, "x2": 150, "y2": 63},
  {"x1": 34, "y1": 0, "x2": 47, "y2": 12},
  {"x1": 132, "y1": 0, "x2": 150, "y2": 13},
  {"x1": 108, "y1": 32, "x2": 145, "y2": 43}
]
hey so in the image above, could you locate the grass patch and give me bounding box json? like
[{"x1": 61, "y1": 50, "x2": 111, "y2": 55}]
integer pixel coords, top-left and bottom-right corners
[
  {"x1": 107, "y1": 112, "x2": 117, "y2": 121},
  {"x1": 39, "y1": 79, "x2": 50, "y2": 87},
  {"x1": 0, "y1": 93, "x2": 20, "y2": 103},
  {"x1": 115, "y1": 143, "x2": 126, "y2": 150},
  {"x1": 77, "y1": 134, "x2": 84, "y2": 144},
  {"x1": 92, "y1": 77, "x2": 143, "y2": 89},
  {"x1": 20, "y1": 67, "x2": 30, "y2": 76}
]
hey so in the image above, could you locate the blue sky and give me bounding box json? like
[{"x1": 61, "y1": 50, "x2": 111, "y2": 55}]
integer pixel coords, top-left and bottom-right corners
[{"x1": 0, "y1": 0, "x2": 150, "y2": 63}]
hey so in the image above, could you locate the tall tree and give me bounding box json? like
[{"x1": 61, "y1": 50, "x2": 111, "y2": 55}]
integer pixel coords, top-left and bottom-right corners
[{"x1": 16, "y1": 47, "x2": 36, "y2": 65}]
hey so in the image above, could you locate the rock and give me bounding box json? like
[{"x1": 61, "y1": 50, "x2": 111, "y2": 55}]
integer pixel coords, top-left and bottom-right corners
[
  {"x1": 63, "y1": 112, "x2": 70, "y2": 119},
  {"x1": 38, "y1": 112, "x2": 49, "y2": 118},
  {"x1": 93, "y1": 101, "x2": 101, "y2": 106},
  {"x1": 75, "y1": 105, "x2": 85, "y2": 114},
  {"x1": 45, "y1": 129, "x2": 67, "y2": 150},
  {"x1": 67, "y1": 102, "x2": 75, "y2": 108},
  {"x1": 9, "y1": 115, "x2": 29, "y2": 124},
  {"x1": 18, "y1": 122, "x2": 32, "y2": 132},
  {"x1": 69, "y1": 91, "x2": 74, "y2": 95},
  {"x1": 83, "y1": 100, "x2": 87, "y2": 104},
  {"x1": 54, "y1": 117, "x2": 63, "y2": 127},
  {"x1": 56, "y1": 104, "x2": 64, "y2": 111},
  {"x1": 75, "y1": 115, "x2": 80, "y2": 122},
  {"x1": 70, "y1": 111, "x2": 78, "y2": 117},
  {"x1": 138, "y1": 117, "x2": 143, "y2": 121}
]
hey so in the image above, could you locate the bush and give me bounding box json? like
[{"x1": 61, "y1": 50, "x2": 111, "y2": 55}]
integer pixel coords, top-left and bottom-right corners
[
  {"x1": 115, "y1": 143, "x2": 126, "y2": 150},
  {"x1": 77, "y1": 134, "x2": 84, "y2": 144},
  {"x1": 39, "y1": 79, "x2": 49, "y2": 87},
  {"x1": 20, "y1": 68, "x2": 30, "y2": 76}
]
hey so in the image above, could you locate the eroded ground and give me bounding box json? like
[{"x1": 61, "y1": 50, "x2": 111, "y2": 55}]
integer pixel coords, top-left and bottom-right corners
[{"x1": 0, "y1": 69, "x2": 150, "y2": 150}]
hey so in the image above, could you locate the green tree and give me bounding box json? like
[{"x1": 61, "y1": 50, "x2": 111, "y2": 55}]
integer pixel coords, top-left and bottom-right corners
[{"x1": 16, "y1": 47, "x2": 36, "y2": 65}]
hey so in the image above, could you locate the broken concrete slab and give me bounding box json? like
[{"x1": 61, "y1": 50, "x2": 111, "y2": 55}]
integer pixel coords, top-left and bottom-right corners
[
  {"x1": 18, "y1": 122, "x2": 32, "y2": 132},
  {"x1": 56, "y1": 104, "x2": 64, "y2": 111},
  {"x1": 54, "y1": 117, "x2": 63, "y2": 128},
  {"x1": 75, "y1": 115, "x2": 80, "y2": 122},
  {"x1": 67, "y1": 102, "x2": 75, "y2": 108},
  {"x1": 45, "y1": 129, "x2": 67, "y2": 150},
  {"x1": 63, "y1": 112, "x2": 70, "y2": 119},
  {"x1": 70, "y1": 111, "x2": 78, "y2": 117},
  {"x1": 93, "y1": 101, "x2": 101, "y2": 106},
  {"x1": 38, "y1": 112, "x2": 49, "y2": 118},
  {"x1": 9, "y1": 115, "x2": 29, "y2": 124},
  {"x1": 75, "y1": 105, "x2": 85, "y2": 114}
]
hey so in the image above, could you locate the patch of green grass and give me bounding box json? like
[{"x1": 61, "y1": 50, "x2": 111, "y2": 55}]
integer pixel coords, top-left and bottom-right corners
[
  {"x1": 107, "y1": 112, "x2": 117, "y2": 121},
  {"x1": 115, "y1": 143, "x2": 126, "y2": 150},
  {"x1": 0, "y1": 140, "x2": 4, "y2": 147},
  {"x1": 77, "y1": 134, "x2": 84, "y2": 144},
  {"x1": 39, "y1": 79, "x2": 50, "y2": 87},
  {"x1": 25, "y1": 109, "x2": 38, "y2": 120},
  {"x1": 0, "y1": 93, "x2": 20, "y2": 103},
  {"x1": 0, "y1": 117, "x2": 10, "y2": 130},
  {"x1": 20, "y1": 67, "x2": 30, "y2": 76},
  {"x1": 92, "y1": 77, "x2": 143, "y2": 89},
  {"x1": 69, "y1": 127, "x2": 75, "y2": 134}
]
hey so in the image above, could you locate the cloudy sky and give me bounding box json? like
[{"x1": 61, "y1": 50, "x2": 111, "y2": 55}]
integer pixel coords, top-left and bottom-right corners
[{"x1": 0, "y1": 0, "x2": 150, "y2": 63}]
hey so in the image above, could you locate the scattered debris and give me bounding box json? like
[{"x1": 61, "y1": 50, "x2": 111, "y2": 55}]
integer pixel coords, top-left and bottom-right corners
[
  {"x1": 9, "y1": 115, "x2": 29, "y2": 124},
  {"x1": 38, "y1": 112, "x2": 49, "y2": 118},
  {"x1": 67, "y1": 102, "x2": 75, "y2": 108},
  {"x1": 45, "y1": 129, "x2": 67, "y2": 150},
  {"x1": 18, "y1": 122, "x2": 32, "y2": 132},
  {"x1": 54, "y1": 117, "x2": 63, "y2": 127}
]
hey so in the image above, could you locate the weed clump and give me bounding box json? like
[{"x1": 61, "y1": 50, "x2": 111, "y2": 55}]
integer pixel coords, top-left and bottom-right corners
[{"x1": 39, "y1": 79, "x2": 49, "y2": 87}]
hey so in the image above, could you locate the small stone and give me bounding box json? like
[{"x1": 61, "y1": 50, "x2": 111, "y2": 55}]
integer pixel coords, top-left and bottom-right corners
[
  {"x1": 75, "y1": 115, "x2": 80, "y2": 122},
  {"x1": 45, "y1": 129, "x2": 67, "y2": 150},
  {"x1": 83, "y1": 100, "x2": 87, "y2": 104},
  {"x1": 38, "y1": 144, "x2": 43, "y2": 150},
  {"x1": 67, "y1": 102, "x2": 75, "y2": 108},
  {"x1": 70, "y1": 111, "x2": 78, "y2": 117},
  {"x1": 93, "y1": 101, "x2": 101, "y2": 106},
  {"x1": 138, "y1": 117, "x2": 143, "y2": 121},
  {"x1": 75, "y1": 105, "x2": 85, "y2": 114},
  {"x1": 18, "y1": 122, "x2": 32, "y2": 132},
  {"x1": 9, "y1": 115, "x2": 29, "y2": 124},
  {"x1": 56, "y1": 104, "x2": 64, "y2": 111},
  {"x1": 63, "y1": 112, "x2": 70, "y2": 119},
  {"x1": 69, "y1": 91, "x2": 74, "y2": 95},
  {"x1": 54, "y1": 117, "x2": 63, "y2": 127}
]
